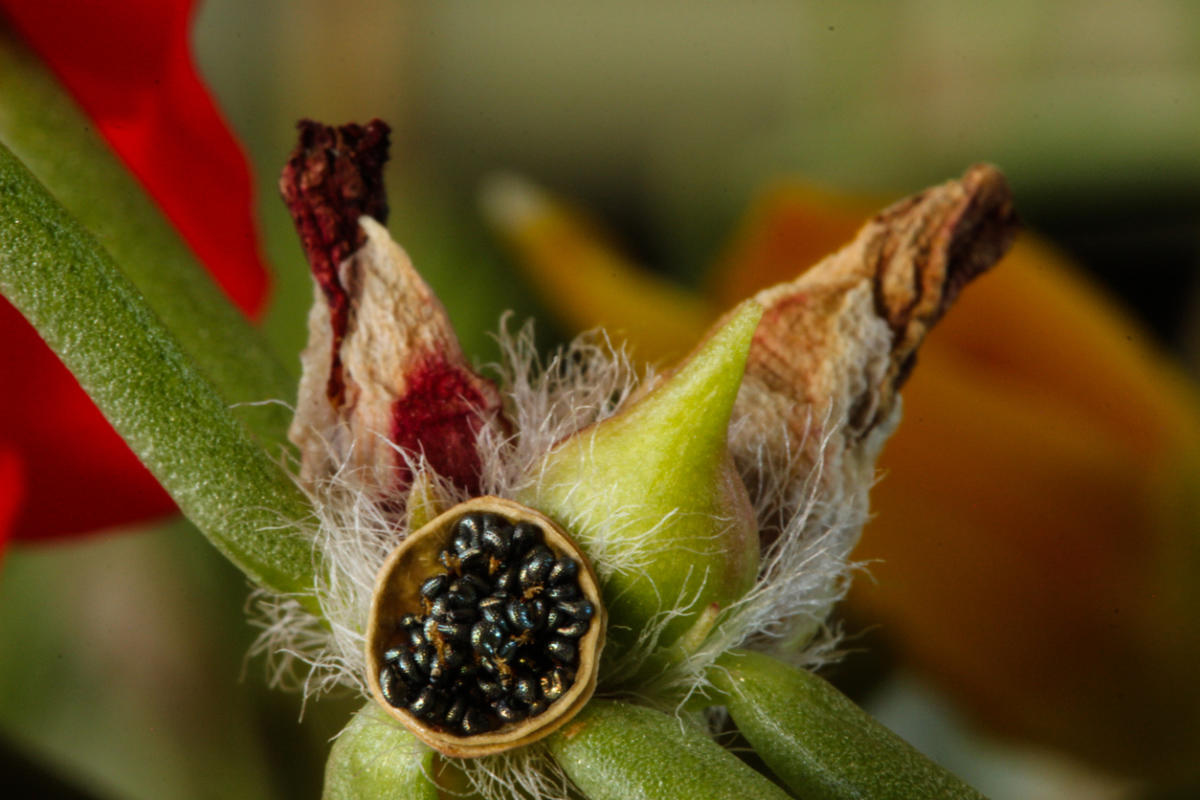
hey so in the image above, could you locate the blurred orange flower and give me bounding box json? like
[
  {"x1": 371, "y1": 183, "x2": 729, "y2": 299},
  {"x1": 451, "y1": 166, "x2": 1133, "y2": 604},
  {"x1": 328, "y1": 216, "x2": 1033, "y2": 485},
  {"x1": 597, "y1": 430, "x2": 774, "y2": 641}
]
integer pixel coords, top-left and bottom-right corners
[{"x1": 481, "y1": 174, "x2": 1200, "y2": 781}]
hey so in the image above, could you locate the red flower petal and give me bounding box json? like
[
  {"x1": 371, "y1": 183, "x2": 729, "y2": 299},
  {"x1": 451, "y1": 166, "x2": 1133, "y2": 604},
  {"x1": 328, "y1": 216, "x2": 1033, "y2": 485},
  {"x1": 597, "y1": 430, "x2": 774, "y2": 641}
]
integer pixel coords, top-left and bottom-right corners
[{"x1": 0, "y1": 0, "x2": 270, "y2": 540}]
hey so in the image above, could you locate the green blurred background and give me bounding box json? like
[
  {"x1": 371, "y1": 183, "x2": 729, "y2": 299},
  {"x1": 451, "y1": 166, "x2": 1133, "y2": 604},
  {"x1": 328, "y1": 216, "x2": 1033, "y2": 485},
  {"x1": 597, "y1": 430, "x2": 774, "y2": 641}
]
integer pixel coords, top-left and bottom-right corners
[{"x1": 2, "y1": 2, "x2": 1198, "y2": 798}]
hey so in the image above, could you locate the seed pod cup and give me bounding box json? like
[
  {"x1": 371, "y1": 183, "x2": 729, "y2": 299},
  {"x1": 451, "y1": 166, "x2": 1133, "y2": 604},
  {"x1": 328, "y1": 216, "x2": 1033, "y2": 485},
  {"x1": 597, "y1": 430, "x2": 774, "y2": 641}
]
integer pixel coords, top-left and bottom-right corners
[{"x1": 366, "y1": 496, "x2": 605, "y2": 757}]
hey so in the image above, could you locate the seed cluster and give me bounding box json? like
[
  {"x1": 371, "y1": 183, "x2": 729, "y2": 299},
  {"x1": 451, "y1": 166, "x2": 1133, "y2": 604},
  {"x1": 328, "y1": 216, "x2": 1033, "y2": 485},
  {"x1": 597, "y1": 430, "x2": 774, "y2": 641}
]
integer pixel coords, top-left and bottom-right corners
[{"x1": 378, "y1": 512, "x2": 595, "y2": 736}]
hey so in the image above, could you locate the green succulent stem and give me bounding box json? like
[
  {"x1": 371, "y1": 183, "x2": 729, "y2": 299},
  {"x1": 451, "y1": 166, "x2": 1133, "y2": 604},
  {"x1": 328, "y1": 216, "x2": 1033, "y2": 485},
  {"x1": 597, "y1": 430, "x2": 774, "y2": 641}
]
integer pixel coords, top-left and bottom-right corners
[
  {"x1": 547, "y1": 700, "x2": 791, "y2": 800},
  {"x1": 0, "y1": 27, "x2": 296, "y2": 450},
  {"x1": 0, "y1": 141, "x2": 316, "y2": 598},
  {"x1": 711, "y1": 650, "x2": 987, "y2": 800},
  {"x1": 323, "y1": 705, "x2": 439, "y2": 800}
]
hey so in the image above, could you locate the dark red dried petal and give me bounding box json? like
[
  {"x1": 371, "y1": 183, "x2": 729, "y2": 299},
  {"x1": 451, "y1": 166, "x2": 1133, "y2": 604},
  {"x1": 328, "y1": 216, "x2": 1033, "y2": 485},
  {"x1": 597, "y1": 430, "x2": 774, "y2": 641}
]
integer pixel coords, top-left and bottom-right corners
[{"x1": 279, "y1": 119, "x2": 390, "y2": 408}]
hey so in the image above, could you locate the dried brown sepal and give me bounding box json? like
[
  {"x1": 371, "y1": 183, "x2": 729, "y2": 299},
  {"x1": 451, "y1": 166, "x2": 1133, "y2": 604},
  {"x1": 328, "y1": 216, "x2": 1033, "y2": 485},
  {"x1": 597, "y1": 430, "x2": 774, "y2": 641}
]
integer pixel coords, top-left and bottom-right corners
[
  {"x1": 366, "y1": 497, "x2": 605, "y2": 758},
  {"x1": 288, "y1": 217, "x2": 504, "y2": 496},
  {"x1": 280, "y1": 119, "x2": 390, "y2": 408},
  {"x1": 732, "y1": 164, "x2": 1017, "y2": 535}
]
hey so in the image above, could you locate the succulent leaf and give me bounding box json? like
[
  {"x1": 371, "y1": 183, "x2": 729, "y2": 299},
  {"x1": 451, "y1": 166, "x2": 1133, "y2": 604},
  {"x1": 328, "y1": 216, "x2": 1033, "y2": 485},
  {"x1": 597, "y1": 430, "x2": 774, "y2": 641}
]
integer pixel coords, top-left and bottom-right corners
[
  {"x1": 711, "y1": 650, "x2": 986, "y2": 799},
  {"x1": 547, "y1": 700, "x2": 791, "y2": 800}
]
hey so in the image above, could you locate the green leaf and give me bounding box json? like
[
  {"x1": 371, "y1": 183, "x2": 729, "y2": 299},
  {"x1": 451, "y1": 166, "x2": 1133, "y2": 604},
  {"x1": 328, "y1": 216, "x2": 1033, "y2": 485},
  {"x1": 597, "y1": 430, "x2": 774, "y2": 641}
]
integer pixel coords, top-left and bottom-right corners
[
  {"x1": 0, "y1": 141, "x2": 314, "y2": 596},
  {"x1": 711, "y1": 650, "x2": 987, "y2": 800},
  {"x1": 0, "y1": 28, "x2": 295, "y2": 451},
  {"x1": 547, "y1": 700, "x2": 791, "y2": 800},
  {"x1": 323, "y1": 705, "x2": 438, "y2": 800}
]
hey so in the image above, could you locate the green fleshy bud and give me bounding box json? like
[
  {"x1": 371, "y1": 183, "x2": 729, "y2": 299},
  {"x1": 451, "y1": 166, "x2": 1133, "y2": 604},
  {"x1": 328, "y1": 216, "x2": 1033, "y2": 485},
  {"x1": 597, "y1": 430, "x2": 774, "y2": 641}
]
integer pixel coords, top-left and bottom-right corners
[
  {"x1": 518, "y1": 301, "x2": 762, "y2": 662},
  {"x1": 323, "y1": 705, "x2": 439, "y2": 800},
  {"x1": 547, "y1": 700, "x2": 792, "y2": 800},
  {"x1": 711, "y1": 650, "x2": 986, "y2": 800}
]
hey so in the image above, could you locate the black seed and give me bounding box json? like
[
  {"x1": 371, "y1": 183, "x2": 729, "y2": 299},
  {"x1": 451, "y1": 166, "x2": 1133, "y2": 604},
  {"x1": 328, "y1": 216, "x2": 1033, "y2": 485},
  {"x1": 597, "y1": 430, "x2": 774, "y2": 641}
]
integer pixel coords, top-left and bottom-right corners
[
  {"x1": 409, "y1": 686, "x2": 439, "y2": 719},
  {"x1": 419, "y1": 574, "x2": 449, "y2": 600},
  {"x1": 443, "y1": 589, "x2": 473, "y2": 610},
  {"x1": 454, "y1": 513, "x2": 486, "y2": 549},
  {"x1": 519, "y1": 546, "x2": 554, "y2": 590},
  {"x1": 546, "y1": 638, "x2": 576, "y2": 664},
  {"x1": 438, "y1": 549, "x2": 458, "y2": 571},
  {"x1": 442, "y1": 645, "x2": 468, "y2": 671},
  {"x1": 423, "y1": 616, "x2": 440, "y2": 644},
  {"x1": 540, "y1": 668, "x2": 571, "y2": 702},
  {"x1": 470, "y1": 621, "x2": 504, "y2": 656},
  {"x1": 458, "y1": 548, "x2": 489, "y2": 576},
  {"x1": 558, "y1": 599, "x2": 595, "y2": 621},
  {"x1": 478, "y1": 595, "x2": 509, "y2": 629},
  {"x1": 396, "y1": 651, "x2": 424, "y2": 683},
  {"x1": 477, "y1": 678, "x2": 505, "y2": 700},
  {"x1": 513, "y1": 675, "x2": 539, "y2": 705},
  {"x1": 383, "y1": 647, "x2": 404, "y2": 664},
  {"x1": 398, "y1": 613, "x2": 422, "y2": 629},
  {"x1": 545, "y1": 605, "x2": 565, "y2": 630},
  {"x1": 379, "y1": 664, "x2": 407, "y2": 707},
  {"x1": 548, "y1": 557, "x2": 579, "y2": 585},
  {"x1": 407, "y1": 627, "x2": 427, "y2": 649},
  {"x1": 493, "y1": 700, "x2": 525, "y2": 724},
  {"x1": 506, "y1": 598, "x2": 538, "y2": 632},
  {"x1": 458, "y1": 574, "x2": 489, "y2": 598},
  {"x1": 445, "y1": 697, "x2": 469, "y2": 727},
  {"x1": 527, "y1": 699, "x2": 549, "y2": 716},
  {"x1": 495, "y1": 638, "x2": 519, "y2": 661},
  {"x1": 510, "y1": 522, "x2": 543, "y2": 555},
  {"x1": 447, "y1": 579, "x2": 479, "y2": 605},
  {"x1": 480, "y1": 527, "x2": 510, "y2": 559},
  {"x1": 555, "y1": 618, "x2": 591, "y2": 638},
  {"x1": 493, "y1": 566, "x2": 520, "y2": 594},
  {"x1": 460, "y1": 707, "x2": 495, "y2": 735},
  {"x1": 412, "y1": 644, "x2": 435, "y2": 672},
  {"x1": 436, "y1": 620, "x2": 472, "y2": 645},
  {"x1": 545, "y1": 582, "x2": 579, "y2": 602}
]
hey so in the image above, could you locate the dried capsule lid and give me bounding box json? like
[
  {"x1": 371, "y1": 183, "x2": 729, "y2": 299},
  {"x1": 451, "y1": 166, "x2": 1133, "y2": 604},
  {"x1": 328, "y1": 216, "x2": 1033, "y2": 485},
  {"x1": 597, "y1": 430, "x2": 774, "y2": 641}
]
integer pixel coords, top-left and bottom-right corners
[{"x1": 366, "y1": 496, "x2": 605, "y2": 758}]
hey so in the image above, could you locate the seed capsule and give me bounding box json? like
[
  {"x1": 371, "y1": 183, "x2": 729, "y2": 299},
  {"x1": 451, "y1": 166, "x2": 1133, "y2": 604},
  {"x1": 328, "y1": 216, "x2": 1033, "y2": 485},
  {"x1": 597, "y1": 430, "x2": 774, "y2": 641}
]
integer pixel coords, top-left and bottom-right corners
[{"x1": 366, "y1": 496, "x2": 606, "y2": 758}]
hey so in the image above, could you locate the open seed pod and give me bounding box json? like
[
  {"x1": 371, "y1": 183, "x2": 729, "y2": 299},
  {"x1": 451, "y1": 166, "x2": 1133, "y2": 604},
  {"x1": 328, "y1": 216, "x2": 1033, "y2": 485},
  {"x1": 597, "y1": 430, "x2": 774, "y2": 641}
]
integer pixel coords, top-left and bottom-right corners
[{"x1": 366, "y1": 496, "x2": 606, "y2": 757}]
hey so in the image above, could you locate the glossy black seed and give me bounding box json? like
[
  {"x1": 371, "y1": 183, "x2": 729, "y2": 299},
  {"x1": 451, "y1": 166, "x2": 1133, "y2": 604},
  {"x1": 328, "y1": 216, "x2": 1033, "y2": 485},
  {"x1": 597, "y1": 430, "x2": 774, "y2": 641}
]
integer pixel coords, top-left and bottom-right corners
[
  {"x1": 519, "y1": 546, "x2": 555, "y2": 590},
  {"x1": 406, "y1": 627, "x2": 426, "y2": 649},
  {"x1": 480, "y1": 527, "x2": 510, "y2": 559},
  {"x1": 422, "y1": 616, "x2": 440, "y2": 644},
  {"x1": 379, "y1": 664, "x2": 407, "y2": 707},
  {"x1": 443, "y1": 589, "x2": 474, "y2": 610},
  {"x1": 513, "y1": 675, "x2": 539, "y2": 705},
  {"x1": 478, "y1": 595, "x2": 509, "y2": 629},
  {"x1": 460, "y1": 707, "x2": 495, "y2": 735},
  {"x1": 558, "y1": 599, "x2": 595, "y2": 621},
  {"x1": 545, "y1": 606, "x2": 565, "y2": 630},
  {"x1": 506, "y1": 598, "x2": 539, "y2": 632},
  {"x1": 493, "y1": 700, "x2": 525, "y2": 724},
  {"x1": 398, "y1": 613, "x2": 422, "y2": 629},
  {"x1": 453, "y1": 513, "x2": 486, "y2": 549},
  {"x1": 412, "y1": 644, "x2": 435, "y2": 672},
  {"x1": 395, "y1": 651, "x2": 424, "y2": 683},
  {"x1": 555, "y1": 618, "x2": 591, "y2": 639},
  {"x1": 419, "y1": 574, "x2": 449, "y2": 600},
  {"x1": 540, "y1": 668, "x2": 569, "y2": 702},
  {"x1": 477, "y1": 678, "x2": 505, "y2": 700},
  {"x1": 470, "y1": 621, "x2": 504, "y2": 655},
  {"x1": 437, "y1": 549, "x2": 458, "y2": 571},
  {"x1": 527, "y1": 699, "x2": 549, "y2": 716},
  {"x1": 436, "y1": 620, "x2": 472, "y2": 645},
  {"x1": 383, "y1": 647, "x2": 404, "y2": 664},
  {"x1": 493, "y1": 566, "x2": 520, "y2": 594},
  {"x1": 409, "y1": 686, "x2": 439, "y2": 719},
  {"x1": 445, "y1": 697, "x2": 469, "y2": 727},
  {"x1": 447, "y1": 579, "x2": 479, "y2": 605},
  {"x1": 546, "y1": 638, "x2": 576, "y2": 664},
  {"x1": 457, "y1": 547, "x2": 489, "y2": 576},
  {"x1": 548, "y1": 557, "x2": 578, "y2": 586},
  {"x1": 510, "y1": 522, "x2": 543, "y2": 555},
  {"x1": 495, "y1": 638, "x2": 520, "y2": 662},
  {"x1": 458, "y1": 574, "x2": 489, "y2": 598},
  {"x1": 545, "y1": 582, "x2": 579, "y2": 602}
]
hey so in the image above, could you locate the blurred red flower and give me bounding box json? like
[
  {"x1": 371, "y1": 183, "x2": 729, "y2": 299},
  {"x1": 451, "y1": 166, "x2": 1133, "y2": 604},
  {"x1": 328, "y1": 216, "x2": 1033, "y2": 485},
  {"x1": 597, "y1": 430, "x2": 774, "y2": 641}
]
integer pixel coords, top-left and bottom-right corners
[{"x1": 0, "y1": 0, "x2": 268, "y2": 545}]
